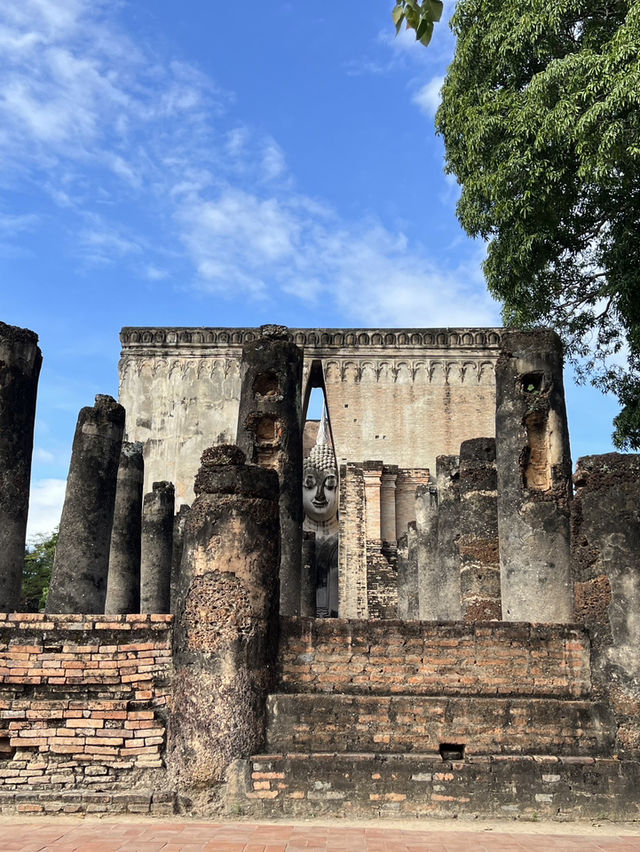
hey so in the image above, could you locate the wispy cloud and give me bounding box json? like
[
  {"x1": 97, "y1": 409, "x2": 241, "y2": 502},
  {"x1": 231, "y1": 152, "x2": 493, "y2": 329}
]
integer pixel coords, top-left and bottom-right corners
[
  {"x1": 0, "y1": 0, "x2": 496, "y2": 329},
  {"x1": 413, "y1": 75, "x2": 445, "y2": 117},
  {"x1": 27, "y1": 477, "x2": 66, "y2": 540}
]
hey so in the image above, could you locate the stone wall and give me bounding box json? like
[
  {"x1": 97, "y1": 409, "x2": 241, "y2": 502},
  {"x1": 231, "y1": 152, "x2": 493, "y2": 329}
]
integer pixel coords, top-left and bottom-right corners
[
  {"x1": 119, "y1": 327, "x2": 500, "y2": 504},
  {"x1": 0, "y1": 614, "x2": 172, "y2": 815},
  {"x1": 229, "y1": 753, "x2": 640, "y2": 820}
]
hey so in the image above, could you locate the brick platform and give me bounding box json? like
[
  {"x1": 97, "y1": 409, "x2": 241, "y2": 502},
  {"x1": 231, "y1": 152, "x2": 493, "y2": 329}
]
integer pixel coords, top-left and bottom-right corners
[
  {"x1": 228, "y1": 753, "x2": 640, "y2": 821},
  {"x1": 266, "y1": 694, "x2": 614, "y2": 756}
]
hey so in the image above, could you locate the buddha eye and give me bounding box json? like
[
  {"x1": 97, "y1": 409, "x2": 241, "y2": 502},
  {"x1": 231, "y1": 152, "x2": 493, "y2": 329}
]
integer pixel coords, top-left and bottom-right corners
[
  {"x1": 304, "y1": 475, "x2": 316, "y2": 489},
  {"x1": 324, "y1": 475, "x2": 337, "y2": 490}
]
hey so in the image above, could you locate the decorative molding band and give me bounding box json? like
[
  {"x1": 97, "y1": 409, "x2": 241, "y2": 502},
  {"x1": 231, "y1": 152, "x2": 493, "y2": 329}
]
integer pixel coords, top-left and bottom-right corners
[
  {"x1": 118, "y1": 354, "x2": 496, "y2": 386},
  {"x1": 120, "y1": 326, "x2": 503, "y2": 352}
]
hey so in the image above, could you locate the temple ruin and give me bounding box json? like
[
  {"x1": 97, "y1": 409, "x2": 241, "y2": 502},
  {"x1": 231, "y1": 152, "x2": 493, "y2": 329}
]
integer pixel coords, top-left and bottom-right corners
[{"x1": 0, "y1": 320, "x2": 639, "y2": 820}]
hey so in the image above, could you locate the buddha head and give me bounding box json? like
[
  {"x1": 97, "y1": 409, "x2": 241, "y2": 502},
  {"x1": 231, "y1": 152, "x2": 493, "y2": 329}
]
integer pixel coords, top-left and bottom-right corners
[{"x1": 303, "y1": 442, "x2": 338, "y2": 524}]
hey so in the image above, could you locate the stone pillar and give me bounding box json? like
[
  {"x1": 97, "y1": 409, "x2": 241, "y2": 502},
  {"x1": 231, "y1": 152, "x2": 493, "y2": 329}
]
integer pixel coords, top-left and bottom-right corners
[
  {"x1": 458, "y1": 438, "x2": 501, "y2": 622},
  {"x1": 46, "y1": 395, "x2": 125, "y2": 614},
  {"x1": 406, "y1": 522, "x2": 419, "y2": 619},
  {"x1": 363, "y1": 462, "x2": 396, "y2": 619},
  {"x1": 380, "y1": 467, "x2": 397, "y2": 543},
  {"x1": 397, "y1": 523, "x2": 419, "y2": 620},
  {"x1": 434, "y1": 454, "x2": 462, "y2": 620},
  {"x1": 140, "y1": 481, "x2": 174, "y2": 613},
  {"x1": 236, "y1": 324, "x2": 303, "y2": 616},
  {"x1": 0, "y1": 322, "x2": 42, "y2": 612},
  {"x1": 168, "y1": 445, "x2": 280, "y2": 789},
  {"x1": 363, "y1": 462, "x2": 383, "y2": 541},
  {"x1": 105, "y1": 442, "x2": 144, "y2": 614},
  {"x1": 338, "y1": 463, "x2": 368, "y2": 619},
  {"x1": 572, "y1": 454, "x2": 640, "y2": 758},
  {"x1": 395, "y1": 469, "x2": 431, "y2": 540},
  {"x1": 496, "y1": 330, "x2": 572, "y2": 622},
  {"x1": 415, "y1": 483, "x2": 439, "y2": 620},
  {"x1": 300, "y1": 531, "x2": 317, "y2": 617},
  {"x1": 170, "y1": 504, "x2": 190, "y2": 614}
]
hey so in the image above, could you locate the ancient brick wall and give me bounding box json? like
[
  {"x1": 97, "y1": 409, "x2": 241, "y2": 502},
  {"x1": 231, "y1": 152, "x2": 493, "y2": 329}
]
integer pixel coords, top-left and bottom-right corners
[
  {"x1": 0, "y1": 614, "x2": 172, "y2": 815},
  {"x1": 278, "y1": 618, "x2": 590, "y2": 698},
  {"x1": 230, "y1": 753, "x2": 640, "y2": 820},
  {"x1": 266, "y1": 692, "x2": 612, "y2": 756}
]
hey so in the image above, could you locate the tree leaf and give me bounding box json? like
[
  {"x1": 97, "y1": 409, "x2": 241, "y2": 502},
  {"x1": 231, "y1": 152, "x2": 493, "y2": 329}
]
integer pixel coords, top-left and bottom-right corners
[
  {"x1": 426, "y1": 0, "x2": 444, "y2": 23},
  {"x1": 392, "y1": 3, "x2": 405, "y2": 27}
]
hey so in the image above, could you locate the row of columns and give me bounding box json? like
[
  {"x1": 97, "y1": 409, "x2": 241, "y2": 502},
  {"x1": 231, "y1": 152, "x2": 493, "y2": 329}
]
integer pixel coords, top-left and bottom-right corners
[
  {"x1": 399, "y1": 329, "x2": 573, "y2": 623},
  {"x1": 1, "y1": 319, "x2": 574, "y2": 626},
  {"x1": 46, "y1": 397, "x2": 181, "y2": 614}
]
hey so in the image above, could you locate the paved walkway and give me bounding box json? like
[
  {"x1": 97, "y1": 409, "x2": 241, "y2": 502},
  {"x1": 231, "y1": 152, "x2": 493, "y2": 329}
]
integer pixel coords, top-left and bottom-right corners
[{"x1": 0, "y1": 818, "x2": 639, "y2": 852}]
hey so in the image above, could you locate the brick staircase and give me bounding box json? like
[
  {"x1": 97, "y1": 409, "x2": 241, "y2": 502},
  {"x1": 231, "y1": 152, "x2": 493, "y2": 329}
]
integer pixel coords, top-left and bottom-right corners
[{"x1": 226, "y1": 617, "x2": 623, "y2": 819}]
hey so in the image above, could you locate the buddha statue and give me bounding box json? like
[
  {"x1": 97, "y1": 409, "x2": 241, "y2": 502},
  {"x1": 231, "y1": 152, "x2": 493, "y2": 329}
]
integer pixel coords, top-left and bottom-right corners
[{"x1": 302, "y1": 407, "x2": 338, "y2": 616}]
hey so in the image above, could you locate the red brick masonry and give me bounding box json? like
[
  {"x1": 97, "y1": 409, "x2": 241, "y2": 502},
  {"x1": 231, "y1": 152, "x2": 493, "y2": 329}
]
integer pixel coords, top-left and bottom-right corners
[
  {"x1": 278, "y1": 618, "x2": 591, "y2": 698},
  {"x1": 0, "y1": 614, "x2": 172, "y2": 813}
]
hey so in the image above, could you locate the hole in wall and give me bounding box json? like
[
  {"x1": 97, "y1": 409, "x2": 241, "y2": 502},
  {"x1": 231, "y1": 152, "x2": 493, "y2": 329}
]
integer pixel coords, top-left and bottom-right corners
[
  {"x1": 523, "y1": 410, "x2": 552, "y2": 491},
  {"x1": 0, "y1": 731, "x2": 15, "y2": 760},
  {"x1": 253, "y1": 371, "x2": 280, "y2": 400},
  {"x1": 254, "y1": 414, "x2": 280, "y2": 443},
  {"x1": 521, "y1": 372, "x2": 544, "y2": 394},
  {"x1": 439, "y1": 743, "x2": 465, "y2": 761}
]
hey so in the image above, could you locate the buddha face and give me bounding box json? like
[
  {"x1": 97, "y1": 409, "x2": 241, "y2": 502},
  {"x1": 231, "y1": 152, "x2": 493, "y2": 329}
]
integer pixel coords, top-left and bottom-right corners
[
  {"x1": 303, "y1": 442, "x2": 338, "y2": 524},
  {"x1": 303, "y1": 467, "x2": 338, "y2": 524}
]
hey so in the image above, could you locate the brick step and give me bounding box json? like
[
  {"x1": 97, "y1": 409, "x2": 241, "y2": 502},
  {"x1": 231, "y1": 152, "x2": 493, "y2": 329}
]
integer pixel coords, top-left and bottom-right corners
[
  {"x1": 226, "y1": 752, "x2": 640, "y2": 820},
  {"x1": 278, "y1": 618, "x2": 591, "y2": 698},
  {"x1": 265, "y1": 693, "x2": 615, "y2": 757}
]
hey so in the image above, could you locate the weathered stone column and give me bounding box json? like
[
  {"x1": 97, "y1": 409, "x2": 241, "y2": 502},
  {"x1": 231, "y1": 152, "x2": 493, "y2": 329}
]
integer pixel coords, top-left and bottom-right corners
[
  {"x1": 46, "y1": 395, "x2": 125, "y2": 613},
  {"x1": 300, "y1": 531, "x2": 317, "y2": 617},
  {"x1": 168, "y1": 445, "x2": 280, "y2": 792},
  {"x1": 380, "y1": 467, "x2": 397, "y2": 543},
  {"x1": 496, "y1": 330, "x2": 572, "y2": 622},
  {"x1": 363, "y1": 462, "x2": 383, "y2": 541},
  {"x1": 170, "y1": 504, "x2": 190, "y2": 614},
  {"x1": 397, "y1": 523, "x2": 419, "y2": 620},
  {"x1": 395, "y1": 469, "x2": 430, "y2": 541},
  {"x1": 415, "y1": 483, "x2": 439, "y2": 620},
  {"x1": 105, "y1": 442, "x2": 144, "y2": 614},
  {"x1": 236, "y1": 325, "x2": 303, "y2": 616},
  {"x1": 458, "y1": 438, "x2": 501, "y2": 622},
  {"x1": 140, "y1": 481, "x2": 174, "y2": 613},
  {"x1": 433, "y1": 454, "x2": 462, "y2": 620},
  {"x1": 0, "y1": 322, "x2": 42, "y2": 612},
  {"x1": 338, "y1": 462, "x2": 368, "y2": 619},
  {"x1": 572, "y1": 454, "x2": 640, "y2": 758}
]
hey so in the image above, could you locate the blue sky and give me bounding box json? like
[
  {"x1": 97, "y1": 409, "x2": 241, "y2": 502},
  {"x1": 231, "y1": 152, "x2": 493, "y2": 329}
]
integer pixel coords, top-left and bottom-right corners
[{"x1": 0, "y1": 0, "x2": 619, "y2": 538}]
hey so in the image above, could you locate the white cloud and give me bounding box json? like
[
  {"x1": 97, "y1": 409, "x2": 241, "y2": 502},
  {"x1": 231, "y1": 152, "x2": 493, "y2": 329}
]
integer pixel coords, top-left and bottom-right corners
[
  {"x1": 144, "y1": 264, "x2": 169, "y2": 281},
  {"x1": 0, "y1": 0, "x2": 497, "y2": 330},
  {"x1": 0, "y1": 211, "x2": 39, "y2": 234},
  {"x1": 413, "y1": 76, "x2": 444, "y2": 117},
  {"x1": 27, "y1": 477, "x2": 66, "y2": 540},
  {"x1": 262, "y1": 140, "x2": 286, "y2": 181}
]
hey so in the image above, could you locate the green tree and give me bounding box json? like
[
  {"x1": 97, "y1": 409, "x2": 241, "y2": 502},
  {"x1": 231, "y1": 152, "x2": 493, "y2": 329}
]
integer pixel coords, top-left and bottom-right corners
[
  {"x1": 392, "y1": 0, "x2": 444, "y2": 47},
  {"x1": 21, "y1": 529, "x2": 58, "y2": 612},
  {"x1": 435, "y1": 0, "x2": 640, "y2": 448}
]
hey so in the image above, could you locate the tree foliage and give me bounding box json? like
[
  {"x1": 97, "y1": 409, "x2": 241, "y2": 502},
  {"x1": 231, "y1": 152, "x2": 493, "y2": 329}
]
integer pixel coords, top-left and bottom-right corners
[
  {"x1": 436, "y1": 0, "x2": 640, "y2": 448},
  {"x1": 22, "y1": 529, "x2": 57, "y2": 612},
  {"x1": 392, "y1": 0, "x2": 444, "y2": 47}
]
